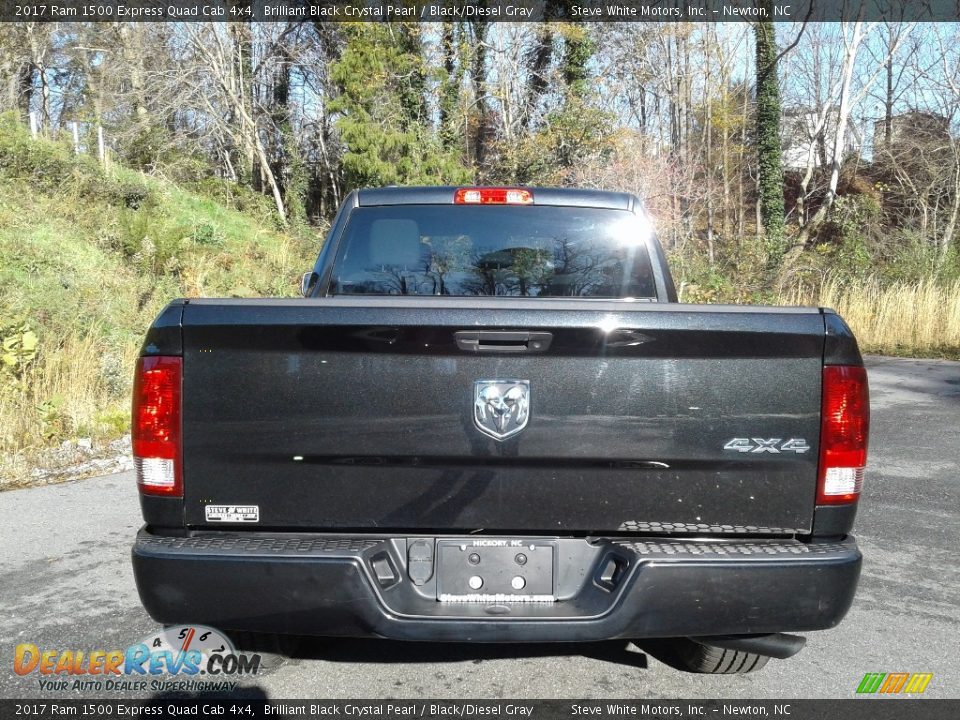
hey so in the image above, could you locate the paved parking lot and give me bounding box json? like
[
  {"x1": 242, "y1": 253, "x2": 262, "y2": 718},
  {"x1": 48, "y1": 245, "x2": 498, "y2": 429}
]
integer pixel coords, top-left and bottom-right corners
[{"x1": 2, "y1": 356, "x2": 957, "y2": 699}]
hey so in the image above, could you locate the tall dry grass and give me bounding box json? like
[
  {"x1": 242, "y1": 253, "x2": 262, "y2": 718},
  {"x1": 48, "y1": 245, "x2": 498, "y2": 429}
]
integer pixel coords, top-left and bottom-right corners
[
  {"x1": 0, "y1": 329, "x2": 138, "y2": 459},
  {"x1": 778, "y1": 276, "x2": 960, "y2": 356}
]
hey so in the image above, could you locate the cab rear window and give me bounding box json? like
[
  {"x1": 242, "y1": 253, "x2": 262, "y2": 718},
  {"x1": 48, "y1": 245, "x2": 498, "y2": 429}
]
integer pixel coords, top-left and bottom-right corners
[{"x1": 329, "y1": 205, "x2": 658, "y2": 299}]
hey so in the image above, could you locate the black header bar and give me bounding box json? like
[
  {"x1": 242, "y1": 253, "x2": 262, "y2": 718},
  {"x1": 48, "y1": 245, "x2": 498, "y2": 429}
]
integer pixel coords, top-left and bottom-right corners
[{"x1": 2, "y1": 0, "x2": 960, "y2": 23}]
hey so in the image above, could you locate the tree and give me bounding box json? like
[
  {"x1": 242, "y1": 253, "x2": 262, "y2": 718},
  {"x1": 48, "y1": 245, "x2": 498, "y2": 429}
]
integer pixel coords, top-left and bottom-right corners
[
  {"x1": 488, "y1": 23, "x2": 615, "y2": 186},
  {"x1": 787, "y1": 20, "x2": 912, "y2": 256},
  {"x1": 181, "y1": 23, "x2": 289, "y2": 223},
  {"x1": 438, "y1": 22, "x2": 463, "y2": 152},
  {"x1": 754, "y1": 10, "x2": 786, "y2": 249},
  {"x1": 329, "y1": 23, "x2": 469, "y2": 191},
  {"x1": 467, "y1": 20, "x2": 492, "y2": 167}
]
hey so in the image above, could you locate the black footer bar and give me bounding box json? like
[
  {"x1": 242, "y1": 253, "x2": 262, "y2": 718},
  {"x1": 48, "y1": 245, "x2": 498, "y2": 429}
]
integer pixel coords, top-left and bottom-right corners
[{"x1": 1, "y1": 699, "x2": 957, "y2": 720}]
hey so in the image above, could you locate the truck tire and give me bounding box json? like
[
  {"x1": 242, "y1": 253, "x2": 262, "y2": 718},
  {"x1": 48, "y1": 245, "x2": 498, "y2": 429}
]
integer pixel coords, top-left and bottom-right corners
[{"x1": 673, "y1": 639, "x2": 770, "y2": 674}]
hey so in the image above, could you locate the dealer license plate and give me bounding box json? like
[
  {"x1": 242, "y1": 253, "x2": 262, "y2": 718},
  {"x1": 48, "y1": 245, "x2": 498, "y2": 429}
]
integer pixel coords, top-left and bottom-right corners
[{"x1": 436, "y1": 539, "x2": 556, "y2": 602}]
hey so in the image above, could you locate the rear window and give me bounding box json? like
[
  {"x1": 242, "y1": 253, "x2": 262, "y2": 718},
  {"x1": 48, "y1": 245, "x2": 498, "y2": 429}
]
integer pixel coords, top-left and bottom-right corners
[{"x1": 329, "y1": 205, "x2": 657, "y2": 299}]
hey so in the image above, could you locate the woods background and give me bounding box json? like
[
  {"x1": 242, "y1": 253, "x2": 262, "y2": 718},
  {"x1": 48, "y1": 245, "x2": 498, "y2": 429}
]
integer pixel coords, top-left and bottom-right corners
[{"x1": 1, "y1": 18, "x2": 960, "y2": 476}]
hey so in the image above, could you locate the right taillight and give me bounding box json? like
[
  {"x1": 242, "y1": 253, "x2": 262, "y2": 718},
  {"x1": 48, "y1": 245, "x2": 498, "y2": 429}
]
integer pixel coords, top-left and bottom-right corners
[
  {"x1": 818, "y1": 365, "x2": 869, "y2": 505},
  {"x1": 132, "y1": 355, "x2": 182, "y2": 497}
]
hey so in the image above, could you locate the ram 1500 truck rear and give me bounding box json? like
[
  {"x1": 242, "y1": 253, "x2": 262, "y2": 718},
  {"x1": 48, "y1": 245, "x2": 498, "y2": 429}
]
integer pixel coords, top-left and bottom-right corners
[{"x1": 131, "y1": 187, "x2": 869, "y2": 674}]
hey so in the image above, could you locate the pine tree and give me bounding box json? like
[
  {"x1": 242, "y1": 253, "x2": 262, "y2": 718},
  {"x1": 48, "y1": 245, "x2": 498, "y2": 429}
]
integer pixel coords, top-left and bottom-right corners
[{"x1": 329, "y1": 24, "x2": 469, "y2": 191}]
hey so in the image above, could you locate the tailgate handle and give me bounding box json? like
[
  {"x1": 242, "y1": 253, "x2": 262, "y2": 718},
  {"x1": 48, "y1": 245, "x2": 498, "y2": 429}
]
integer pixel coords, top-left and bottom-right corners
[{"x1": 454, "y1": 330, "x2": 553, "y2": 354}]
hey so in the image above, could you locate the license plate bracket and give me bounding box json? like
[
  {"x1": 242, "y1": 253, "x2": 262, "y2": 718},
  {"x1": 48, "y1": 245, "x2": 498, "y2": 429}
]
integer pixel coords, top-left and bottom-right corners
[{"x1": 436, "y1": 539, "x2": 556, "y2": 601}]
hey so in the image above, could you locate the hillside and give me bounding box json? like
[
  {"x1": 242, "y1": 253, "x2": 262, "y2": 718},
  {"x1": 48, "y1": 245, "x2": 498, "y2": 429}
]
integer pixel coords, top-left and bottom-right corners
[
  {"x1": 0, "y1": 117, "x2": 317, "y2": 483},
  {"x1": 2, "y1": 115, "x2": 959, "y2": 486}
]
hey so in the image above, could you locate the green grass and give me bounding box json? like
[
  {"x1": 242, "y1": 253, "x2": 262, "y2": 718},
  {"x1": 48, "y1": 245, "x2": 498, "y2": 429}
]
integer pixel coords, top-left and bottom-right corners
[{"x1": 0, "y1": 116, "x2": 320, "y2": 480}]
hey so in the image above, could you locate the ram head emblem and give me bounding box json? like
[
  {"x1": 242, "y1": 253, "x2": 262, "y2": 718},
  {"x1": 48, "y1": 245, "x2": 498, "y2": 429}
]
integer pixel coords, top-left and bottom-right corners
[{"x1": 473, "y1": 380, "x2": 530, "y2": 441}]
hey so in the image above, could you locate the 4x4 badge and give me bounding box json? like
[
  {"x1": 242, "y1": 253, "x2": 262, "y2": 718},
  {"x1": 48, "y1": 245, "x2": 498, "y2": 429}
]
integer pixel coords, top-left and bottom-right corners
[
  {"x1": 723, "y1": 438, "x2": 811, "y2": 454},
  {"x1": 474, "y1": 380, "x2": 530, "y2": 441}
]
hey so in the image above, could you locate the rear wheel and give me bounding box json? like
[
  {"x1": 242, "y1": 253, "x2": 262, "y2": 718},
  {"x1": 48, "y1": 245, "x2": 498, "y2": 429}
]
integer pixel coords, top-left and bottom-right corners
[
  {"x1": 643, "y1": 638, "x2": 771, "y2": 674},
  {"x1": 673, "y1": 639, "x2": 770, "y2": 674}
]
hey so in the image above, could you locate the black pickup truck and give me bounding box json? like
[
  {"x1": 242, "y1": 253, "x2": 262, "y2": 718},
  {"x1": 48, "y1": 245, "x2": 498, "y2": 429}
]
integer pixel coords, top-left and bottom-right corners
[{"x1": 131, "y1": 187, "x2": 869, "y2": 674}]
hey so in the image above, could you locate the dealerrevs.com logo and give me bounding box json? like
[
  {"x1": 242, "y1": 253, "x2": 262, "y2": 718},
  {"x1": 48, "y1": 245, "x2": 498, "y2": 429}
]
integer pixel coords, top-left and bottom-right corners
[{"x1": 14, "y1": 625, "x2": 260, "y2": 693}]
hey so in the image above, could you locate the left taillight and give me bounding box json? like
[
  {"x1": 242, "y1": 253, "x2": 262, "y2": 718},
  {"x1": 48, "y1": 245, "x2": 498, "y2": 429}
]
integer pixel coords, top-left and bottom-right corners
[{"x1": 132, "y1": 356, "x2": 182, "y2": 497}]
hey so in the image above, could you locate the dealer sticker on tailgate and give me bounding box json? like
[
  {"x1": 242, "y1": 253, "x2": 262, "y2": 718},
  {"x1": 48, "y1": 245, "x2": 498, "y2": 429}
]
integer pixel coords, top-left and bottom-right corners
[{"x1": 205, "y1": 505, "x2": 259, "y2": 523}]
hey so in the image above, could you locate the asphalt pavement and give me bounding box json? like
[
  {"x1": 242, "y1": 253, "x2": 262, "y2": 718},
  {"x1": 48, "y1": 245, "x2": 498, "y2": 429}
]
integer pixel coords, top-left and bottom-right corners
[{"x1": 1, "y1": 356, "x2": 957, "y2": 699}]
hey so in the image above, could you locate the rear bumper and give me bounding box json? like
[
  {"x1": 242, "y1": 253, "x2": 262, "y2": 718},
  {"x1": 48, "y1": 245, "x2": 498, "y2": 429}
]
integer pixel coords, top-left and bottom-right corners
[{"x1": 132, "y1": 529, "x2": 861, "y2": 643}]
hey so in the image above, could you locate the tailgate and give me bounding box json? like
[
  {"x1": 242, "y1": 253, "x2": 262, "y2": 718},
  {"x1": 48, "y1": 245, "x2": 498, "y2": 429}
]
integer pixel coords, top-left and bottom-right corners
[{"x1": 180, "y1": 298, "x2": 825, "y2": 535}]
